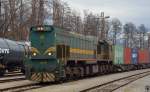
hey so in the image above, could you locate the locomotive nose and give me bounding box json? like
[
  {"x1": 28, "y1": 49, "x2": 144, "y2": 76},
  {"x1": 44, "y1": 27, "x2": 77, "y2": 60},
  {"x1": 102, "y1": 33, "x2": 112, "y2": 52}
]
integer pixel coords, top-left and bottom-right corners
[
  {"x1": 29, "y1": 59, "x2": 58, "y2": 82},
  {"x1": 30, "y1": 72, "x2": 55, "y2": 82},
  {"x1": 29, "y1": 47, "x2": 58, "y2": 82},
  {"x1": 30, "y1": 58, "x2": 58, "y2": 71}
]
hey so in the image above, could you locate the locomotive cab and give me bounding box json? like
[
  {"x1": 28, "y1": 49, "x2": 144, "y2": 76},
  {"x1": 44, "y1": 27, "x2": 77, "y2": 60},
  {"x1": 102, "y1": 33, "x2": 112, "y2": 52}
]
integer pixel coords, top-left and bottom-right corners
[
  {"x1": 27, "y1": 25, "x2": 63, "y2": 82},
  {"x1": 97, "y1": 40, "x2": 112, "y2": 61}
]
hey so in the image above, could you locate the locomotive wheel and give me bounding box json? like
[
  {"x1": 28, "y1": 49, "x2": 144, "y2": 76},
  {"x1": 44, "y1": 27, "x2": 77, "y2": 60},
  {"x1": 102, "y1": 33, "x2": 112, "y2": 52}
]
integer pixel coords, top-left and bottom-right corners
[{"x1": 76, "y1": 68, "x2": 82, "y2": 78}]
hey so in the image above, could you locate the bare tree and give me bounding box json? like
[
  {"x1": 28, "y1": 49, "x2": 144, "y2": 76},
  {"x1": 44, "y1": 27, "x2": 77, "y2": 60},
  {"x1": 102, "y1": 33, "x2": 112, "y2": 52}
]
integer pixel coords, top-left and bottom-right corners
[
  {"x1": 123, "y1": 22, "x2": 137, "y2": 48},
  {"x1": 38, "y1": 0, "x2": 44, "y2": 25},
  {"x1": 30, "y1": 0, "x2": 38, "y2": 26},
  {"x1": 1, "y1": 0, "x2": 149, "y2": 45},
  {"x1": 83, "y1": 11, "x2": 100, "y2": 36},
  {"x1": 52, "y1": 0, "x2": 84, "y2": 33},
  {"x1": 138, "y1": 24, "x2": 148, "y2": 48},
  {"x1": 111, "y1": 18, "x2": 122, "y2": 45},
  {"x1": 30, "y1": 0, "x2": 45, "y2": 26},
  {"x1": 0, "y1": 0, "x2": 2, "y2": 34},
  {"x1": 53, "y1": 0, "x2": 63, "y2": 27}
]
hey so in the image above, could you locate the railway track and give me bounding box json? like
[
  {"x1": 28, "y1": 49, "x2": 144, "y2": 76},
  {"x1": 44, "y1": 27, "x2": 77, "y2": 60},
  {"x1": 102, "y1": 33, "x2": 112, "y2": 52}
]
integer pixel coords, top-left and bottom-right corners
[
  {"x1": 0, "y1": 71, "x2": 24, "y2": 78},
  {"x1": 81, "y1": 71, "x2": 150, "y2": 92},
  {"x1": 0, "y1": 83, "x2": 43, "y2": 92},
  {"x1": 3, "y1": 73, "x2": 24, "y2": 78},
  {"x1": 0, "y1": 69, "x2": 150, "y2": 92},
  {"x1": 0, "y1": 78, "x2": 51, "y2": 92},
  {"x1": 0, "y1": 77, "x2": 25, "y2": 83},
  {"x1": 0, "y1": 72, "x2": 25, "y2": 84}
]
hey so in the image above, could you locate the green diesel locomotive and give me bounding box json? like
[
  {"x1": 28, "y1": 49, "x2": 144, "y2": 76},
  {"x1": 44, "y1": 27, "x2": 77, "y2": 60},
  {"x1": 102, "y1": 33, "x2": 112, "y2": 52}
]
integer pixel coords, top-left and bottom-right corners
[{"x1": 25, "y1": 25, "x2": 113, "y2": 82}]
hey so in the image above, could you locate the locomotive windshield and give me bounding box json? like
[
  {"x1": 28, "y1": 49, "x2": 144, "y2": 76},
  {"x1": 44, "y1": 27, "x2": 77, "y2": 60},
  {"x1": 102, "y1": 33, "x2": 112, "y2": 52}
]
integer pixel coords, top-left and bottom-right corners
[{"x1": 30, "y1": 26, "x2": 55, "y2": 57}]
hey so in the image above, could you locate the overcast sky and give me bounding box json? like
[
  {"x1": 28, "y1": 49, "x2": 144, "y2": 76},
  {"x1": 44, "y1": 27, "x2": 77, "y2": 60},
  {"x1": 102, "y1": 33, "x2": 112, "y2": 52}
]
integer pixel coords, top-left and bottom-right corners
[{"x1": 62, "y1": 0, "x2": 150, "y2": 29}]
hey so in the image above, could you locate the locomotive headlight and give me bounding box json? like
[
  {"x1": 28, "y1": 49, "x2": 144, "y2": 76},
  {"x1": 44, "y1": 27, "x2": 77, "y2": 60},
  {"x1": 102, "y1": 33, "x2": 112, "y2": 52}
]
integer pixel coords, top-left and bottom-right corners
[
  {"x1": 48, "y1": 52, "x2": 52, "y2": 56},
  {"x1": 33, "y1": 52, "x2": 37, "y2": 56}
]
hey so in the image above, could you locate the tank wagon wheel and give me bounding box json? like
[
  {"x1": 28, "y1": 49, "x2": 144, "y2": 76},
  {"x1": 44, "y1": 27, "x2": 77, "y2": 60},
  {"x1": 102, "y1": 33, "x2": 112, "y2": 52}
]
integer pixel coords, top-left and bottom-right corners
[
  {"x1": 72, "y1": 68, "x2": 77, "y2": 80},
  {"x1": 65, "y1": 67, "x2": 71, "y2": 80},
  {"x1": 0, "y1": 69, "x2": 5, "y2": 76},
  {"x1": 21, "y1": 68, "x2": 25, "y2": 74}
]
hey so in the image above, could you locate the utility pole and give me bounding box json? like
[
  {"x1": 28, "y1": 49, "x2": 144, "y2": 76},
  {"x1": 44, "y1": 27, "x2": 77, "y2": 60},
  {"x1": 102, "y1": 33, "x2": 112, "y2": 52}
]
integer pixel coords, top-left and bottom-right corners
[
  {"x1": 143, "y1": 32, "x2": 145, "y2": 48},
  {"x1": 0, "y1": 0, "x2": 1, "y2": 20},
  {"x1": 99, "y1": 12, "x2": 109, "y2": 41},
  {"x1": 148, "y1": 34, "x2": 150, "y2": 49},
  {"x1": 0, "y1": 0, "x2": 2, "y2": 32}
]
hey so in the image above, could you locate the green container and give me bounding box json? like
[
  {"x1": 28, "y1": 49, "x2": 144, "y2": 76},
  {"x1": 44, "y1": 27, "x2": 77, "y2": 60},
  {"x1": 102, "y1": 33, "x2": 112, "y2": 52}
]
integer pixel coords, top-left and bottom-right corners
[{"x1": 113, "y1": 45, "x2": 124, "y2": 65}]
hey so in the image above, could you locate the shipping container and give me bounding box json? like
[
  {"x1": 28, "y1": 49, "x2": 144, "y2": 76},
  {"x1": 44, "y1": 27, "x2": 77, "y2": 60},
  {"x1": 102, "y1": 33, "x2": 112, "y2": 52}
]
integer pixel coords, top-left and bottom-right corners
[
  {"x1": 113, "y1": 45, "x2": 124, "y2": 65},
  {"x1": 124, "y1": 48, "x2": 131, "y2": 64},
  {"x1": 131, "y1": 48, "x2": 138, "y2": 64},
  {"x1": 138, "y1": 49, "x2": 149, "y2": 64}
]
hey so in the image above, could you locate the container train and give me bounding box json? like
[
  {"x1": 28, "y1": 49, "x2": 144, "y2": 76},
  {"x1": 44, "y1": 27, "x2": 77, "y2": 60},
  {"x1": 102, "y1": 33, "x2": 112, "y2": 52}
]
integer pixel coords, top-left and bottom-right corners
[
  {"x1": 0, "y1": 38, "x2": 29, "y2": 76},
  {"x1": 25, "y1": 25, "x2": 150, "y2": 82}
]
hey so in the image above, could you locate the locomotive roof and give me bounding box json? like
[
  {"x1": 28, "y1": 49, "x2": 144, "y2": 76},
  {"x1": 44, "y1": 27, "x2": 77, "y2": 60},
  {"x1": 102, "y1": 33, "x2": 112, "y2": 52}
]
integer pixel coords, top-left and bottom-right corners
[
  {"x1": 54, "y1": 27, "x2": 98, "y2": 42},
  {"x1": 31, "y1": 25, "x2": 98, "y2": 42}
]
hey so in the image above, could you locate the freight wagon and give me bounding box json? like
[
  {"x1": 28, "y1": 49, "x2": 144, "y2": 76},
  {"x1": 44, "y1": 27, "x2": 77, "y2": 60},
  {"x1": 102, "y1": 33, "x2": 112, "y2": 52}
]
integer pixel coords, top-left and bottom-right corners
[
  {"x1": 138, "y1": 49, "x2": 150, "y2": 68},
  {"x1": 0, "y1": 38, "x2": 29, "y2": 76},
  {"x1": 25, "y1": 25, "x2": 150, "y2": 82}
]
